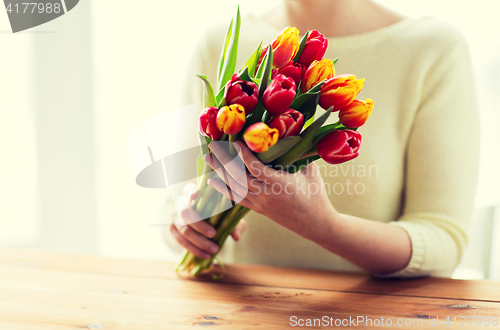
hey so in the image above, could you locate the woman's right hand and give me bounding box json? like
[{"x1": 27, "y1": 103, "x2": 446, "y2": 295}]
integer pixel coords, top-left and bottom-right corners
[{"x1": 169, "y1": 202, "x2": 247, "y2": 259}]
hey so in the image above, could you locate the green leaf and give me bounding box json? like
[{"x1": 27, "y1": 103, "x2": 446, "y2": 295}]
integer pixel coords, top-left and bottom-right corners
[
  {"x1": 236, "y1": 66, "x2": 257, "y2": 84},
  {"x1": 217, "y1": 19, "x2": 233, "y2": 84},
  {"x1": 218, "y1": 7, "x2": 241, "y2": 92},
  {"x1": 292, "y1": 30, "x2": 311, "y2": 63},
  {"x1": 197, "y1": 75, "x2": 216, "y2": 108},
  {"x1": 215, "y1": 86, "x2": 225, "y2": 107},
  {"x1": 238, "y1": 47, "x2": 274, "y2": 136},
  {"x1": 197, "y1": 133, "x2": 210, "y2": 183},
  {"x1": 258, "y1": 47, "x2": 274, "y2": 96},
  {"x1": 255, "y1": 46, "x2": 268, "y2": 80},
  {"x1": 243, "y1": 42, "x2": 262, "y2": 79},
  {"x1": 303, "y1": 113, "x2": 315, "y2": 130},
  {"x1": 271, "y1": 108, "x2": 332, "y2": 168},
  {"x1": 287, "y1": 155, "x2": 321, "y2": 173},
  {"x1": 311, "y1": 123, "x2": 339, "y2": 147},
  {"x1": 290, "y1": 80, "x2": 325, "y2": 109},
  {"x1": 289, "y1": 80, "x2": 326, "y2": 123},
  {"x1": 257, "y1": 136, "x2": 302, "y2": 163},
  {"x1": 333, "y1": 58, "x2": 338, "y2": 65}
]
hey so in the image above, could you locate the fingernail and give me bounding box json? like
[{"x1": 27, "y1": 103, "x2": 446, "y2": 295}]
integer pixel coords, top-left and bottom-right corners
[
  {"x1": 202, "y1": 253, "x2": 211, "y2": 259},
  {"x1": 207, "y1": 229, "x2": 216, "y2": 238},
  {"x1": 210, "y1": 245, "x2": 218, "y2": 254}
]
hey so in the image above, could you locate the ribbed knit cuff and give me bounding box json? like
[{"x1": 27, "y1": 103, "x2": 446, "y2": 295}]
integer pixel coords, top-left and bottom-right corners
[{"x1": 372, "y1": 221, "x2": 429, "y2": 278}]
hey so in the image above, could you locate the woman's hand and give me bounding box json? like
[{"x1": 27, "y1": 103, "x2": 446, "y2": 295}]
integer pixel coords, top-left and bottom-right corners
[
  {"x1": 205, "y1": 140, "x2": 339, "y2": 242},
  {"x1": 204, "y1": 140, "x2": 413, "y2": 275},
  {"x1": 169, "y1": 200, "x2": 247, "y2": 259}
]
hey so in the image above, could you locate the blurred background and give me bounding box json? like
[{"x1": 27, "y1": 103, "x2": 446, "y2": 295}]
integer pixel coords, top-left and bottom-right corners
[{"x1": 1, "y1": 0, "x2": 499, "y2": 279}]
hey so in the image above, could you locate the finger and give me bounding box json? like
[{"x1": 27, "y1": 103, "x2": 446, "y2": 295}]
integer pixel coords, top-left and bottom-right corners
[
  {"x1": 209, "y1": 141, "x2": 252, "y2": 188},
  {"x1": 233, "y1": 141, "x2": 285, "y2": 185},
  {"x1": 204, "y1": 153, "x2": 257, "y2": 197},
  {"x1": 231, "y1": 219, "x2": 247, "y2": 241},
  {"x1": 188, "y1": 219, "x2": 217, "y2": 239},
  {"x1": 208, "y1": 178, "x2": 255, "y2": 210},
  {"x1": 189, "y1": 191, "x2": 198, "y2": 202},
  {"x1": 179, "y1": 205, "x2": 204, "y2": 226},
  {"x1": 169, "y1": 224, "x2": 211, "y2": 259},
  {"x1": 178, "y1": 224, "x2": 219, "y2": 255}
]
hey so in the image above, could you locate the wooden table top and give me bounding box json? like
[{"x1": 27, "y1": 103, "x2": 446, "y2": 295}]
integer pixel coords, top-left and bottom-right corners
[{"x1": 1, "y1": 249, "x2": 499, "y2": 329}]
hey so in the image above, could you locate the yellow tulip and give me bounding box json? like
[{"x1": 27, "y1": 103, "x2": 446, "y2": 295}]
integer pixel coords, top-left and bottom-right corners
[
  {"x1": 339, "y1": 99, "x2": 374, "y2": 128},
  {"x1": 319, "y1": 74, "x2": 365, "y2": 111},
  {"x1": 243, "y1": 122, "x2": 279, "y2": 153},
  {"x1": 301, "y1": 59, "x2": 336, "y2": 93},
  {"x1": 216, "y1": 104, "x2": 246, "y2": 135},
  {"x1": 271, "y1": 27, "x2": 300, "y2": 69}
]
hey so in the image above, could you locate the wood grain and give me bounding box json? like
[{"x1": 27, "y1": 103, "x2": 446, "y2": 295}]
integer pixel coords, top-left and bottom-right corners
[{"x1": 0, "y1": 249, "x2": 499, "y2": 329}]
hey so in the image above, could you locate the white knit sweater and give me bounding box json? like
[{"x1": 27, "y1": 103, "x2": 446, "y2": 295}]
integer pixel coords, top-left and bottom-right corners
[{"x1": 178, "y1": 14, "x2": 480, "y2": 278}]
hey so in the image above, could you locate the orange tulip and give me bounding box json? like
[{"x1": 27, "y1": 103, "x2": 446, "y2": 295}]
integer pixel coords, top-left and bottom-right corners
[
  {"x1": 301, "y1": 59, "x2": 336, "y2": 93},
  {"x1": 243, "y1": 122, "x2": 279, "y2": 153},
  {"x1": 339, "y1": 99, "x2": 374, "y2": 128},
  {"x1": 216, "y1": 104, "x2": 246, "y2": 135},
  {"x1": 271, "y1": 27, "x2": 300, "y2": 69},
  {"x1": 319, "y1": 74, "x2": 365, "y2": 111}
]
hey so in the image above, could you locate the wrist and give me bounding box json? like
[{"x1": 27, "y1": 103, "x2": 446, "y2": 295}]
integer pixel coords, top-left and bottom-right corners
[{"x1": 305, "y1": 205, "x2": 342, "y2": 245}]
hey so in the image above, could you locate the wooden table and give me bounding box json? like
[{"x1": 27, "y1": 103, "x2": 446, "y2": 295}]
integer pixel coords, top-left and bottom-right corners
[{"x1": 1, "y1": 249, "x2": 499, "y2": 329}]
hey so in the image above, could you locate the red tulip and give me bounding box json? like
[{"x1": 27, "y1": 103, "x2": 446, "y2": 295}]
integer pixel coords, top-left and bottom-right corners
[
  {"x1": 199, "y1": 107, "x2": 223, "y2": 140},
  {"x1": 268, "y1": 109, "x2": 304, "y2": 139},
  {"x1": 263, "y1": 74, "x2": 296, "y2": 116},
  {"x1": 317, "y1": 130, "x2": 361, "y2": 164},
  {"x1": 224, "y1": 73, "x2": 259, "y2": 115},
  {"x1": 271, "y1": 61, "x2": 305, "y2": 87},
  {"x1": 298, "y1": 30, "x2": 328, "y2": 68}
]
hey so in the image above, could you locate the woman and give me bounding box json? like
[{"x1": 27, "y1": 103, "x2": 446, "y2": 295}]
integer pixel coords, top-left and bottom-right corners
[{"x1": 167, "y1": 0, "x2": 479, "y2": 277}]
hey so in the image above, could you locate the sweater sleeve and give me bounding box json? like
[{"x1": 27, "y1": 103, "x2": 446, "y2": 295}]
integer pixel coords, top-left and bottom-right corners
[{"x1": 375, "y1": 35, "x2": 480, "y2": 278}]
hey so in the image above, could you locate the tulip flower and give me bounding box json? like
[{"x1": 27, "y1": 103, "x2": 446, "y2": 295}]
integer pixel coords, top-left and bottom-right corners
[
  {"x1": 301, "y1": 59, "x2": 336, "y2": 93},
  {"x1": 243, "y1": 122, "x2": 279, "y2": 153},
  {"x1": 339, "y1": 99, "x2": 374, "y2": 128},
  {"x1": 298, "y1": 30, "x2": 328, "y2": 68},
  {"x1": 271, "y1": 61, "x2": 305, "y2": 87},
  {"x1": 199, "y1": 107, "x2": 223, "y2": 140},
  {"x1": 268, "y1": 109, "x2": 304, "y2": 139},
  {"x1": 270, "y1": 27, "x2": 300, "y2": 69},
  {"x1": 317, "y1": 130, "x2": 361, "y2": 164},
  {"x1": 319, "y1": 74, "x2": 365, "y2": 111},
  {"x1": 216, "y1": 104, "x2": 246, "y2": 135},
  {"x1": 224, "y1": 74, "x2": 259, "y2": 115},
  {"x1": 263, "y1": 74, "x2": 296, "y2": 117}
]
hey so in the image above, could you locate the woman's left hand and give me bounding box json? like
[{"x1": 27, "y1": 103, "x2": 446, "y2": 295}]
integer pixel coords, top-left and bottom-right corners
[{"x1": 204, "y1": 140, "x2": 338, "y2": 242}]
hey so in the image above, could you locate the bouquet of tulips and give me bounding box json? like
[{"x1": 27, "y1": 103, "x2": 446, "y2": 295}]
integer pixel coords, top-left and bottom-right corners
[{"x1": 176, "y1": 8, "x2": 373, "y2": 277}]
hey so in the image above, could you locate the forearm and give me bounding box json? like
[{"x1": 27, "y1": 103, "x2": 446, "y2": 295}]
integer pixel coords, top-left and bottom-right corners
[{"x1": 314, "y1": 212, "x2": 412, "y2": 275}]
